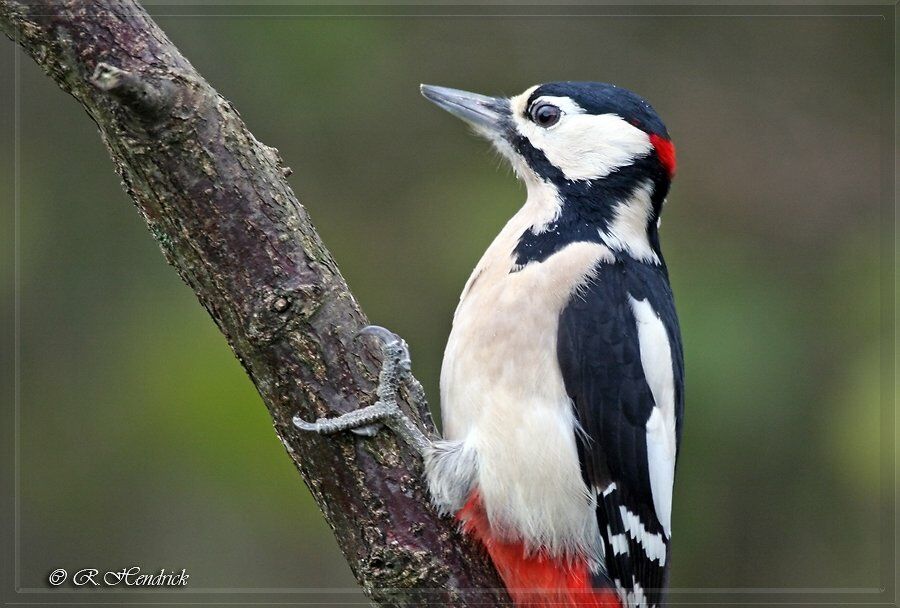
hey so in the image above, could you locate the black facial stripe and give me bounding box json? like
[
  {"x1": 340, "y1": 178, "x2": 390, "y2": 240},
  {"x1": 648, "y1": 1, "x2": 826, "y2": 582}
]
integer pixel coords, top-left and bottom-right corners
[
  {"x1": 510, "y1": 153, "x2": 671, "y2": 269},
  {"x1": 507, "y1": 130, "x2": 566, "y2": 182},
  {"x1": 512, "y1": 218, "x2": 606, "y2": 269},
  {"x1": 508, "y1": 127, "x2": 670, "y2": 199}
]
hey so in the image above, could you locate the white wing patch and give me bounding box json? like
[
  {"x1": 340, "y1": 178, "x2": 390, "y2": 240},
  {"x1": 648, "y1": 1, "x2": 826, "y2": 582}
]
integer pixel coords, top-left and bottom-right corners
[
  {"x1": 618, "y1": 506, "x2": 667, "y2": 566},
  {"x1": 628, "y1": 296, "x2": 677, "y2": 538},
  {"x1": 628, "y1": 582, "x2": 648, "y2": 608},
  {"x1": 608, "y1": 527, "x2": 630, "y2": 556},
  {"x1": 614, "y1": 579, "x2": 648, "y2": 608}
]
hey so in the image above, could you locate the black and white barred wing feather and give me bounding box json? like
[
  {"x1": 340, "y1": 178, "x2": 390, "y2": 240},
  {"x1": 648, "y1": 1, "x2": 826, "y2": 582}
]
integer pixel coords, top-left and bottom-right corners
[{"x1": 558, "y1": 259, "x2": 684, "y2": 608}]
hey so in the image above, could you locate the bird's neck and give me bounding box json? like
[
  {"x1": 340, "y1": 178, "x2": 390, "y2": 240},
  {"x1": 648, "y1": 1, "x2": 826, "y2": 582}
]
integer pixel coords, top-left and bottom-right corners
[{"x1": 512, "y1": 164, "x2": 669, "y2": 268}]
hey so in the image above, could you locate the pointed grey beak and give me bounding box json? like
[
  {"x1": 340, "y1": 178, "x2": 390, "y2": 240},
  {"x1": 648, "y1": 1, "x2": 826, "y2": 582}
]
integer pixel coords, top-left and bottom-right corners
[{"x1": 420, "y1": 84, "x2": 510, "y2": 138}]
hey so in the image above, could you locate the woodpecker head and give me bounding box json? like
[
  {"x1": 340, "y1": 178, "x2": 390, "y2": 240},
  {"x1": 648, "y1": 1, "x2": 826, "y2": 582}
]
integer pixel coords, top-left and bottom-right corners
[{"x1": 421, "y1": 82, "x2": 676, "y2": 264}]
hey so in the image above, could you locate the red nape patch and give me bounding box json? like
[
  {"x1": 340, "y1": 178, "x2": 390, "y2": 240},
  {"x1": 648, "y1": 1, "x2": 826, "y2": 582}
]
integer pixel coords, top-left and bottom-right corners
[
  {"x1": 649, "y1": 133, "x2": 677, "y2": 178},
  {"x1": 458, "y1": 494, "x2": 621, "y2": 607}
]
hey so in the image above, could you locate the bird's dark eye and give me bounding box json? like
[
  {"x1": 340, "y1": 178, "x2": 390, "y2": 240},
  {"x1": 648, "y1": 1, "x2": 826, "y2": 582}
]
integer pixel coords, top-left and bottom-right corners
[{"x1": 529, "y1": 103, "x2": 562, "y2": 127}]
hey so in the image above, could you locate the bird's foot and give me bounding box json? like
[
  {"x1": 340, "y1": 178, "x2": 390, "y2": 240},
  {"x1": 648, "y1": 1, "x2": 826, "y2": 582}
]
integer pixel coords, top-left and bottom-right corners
[{"x1": 292, "y1": 325, "x2": 432, "y2": 455}]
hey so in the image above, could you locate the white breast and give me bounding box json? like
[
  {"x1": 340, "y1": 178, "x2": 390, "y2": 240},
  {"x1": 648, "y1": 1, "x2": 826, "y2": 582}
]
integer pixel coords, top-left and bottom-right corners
[{"x1": 439, "y1": 182, "x2": 614, "y2": 559}]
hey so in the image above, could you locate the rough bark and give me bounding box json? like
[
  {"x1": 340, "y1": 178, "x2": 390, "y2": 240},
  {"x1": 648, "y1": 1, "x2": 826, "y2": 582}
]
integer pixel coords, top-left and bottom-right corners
[{"x1": 0, "y1": 1, "x2": 507, "y2": 605}]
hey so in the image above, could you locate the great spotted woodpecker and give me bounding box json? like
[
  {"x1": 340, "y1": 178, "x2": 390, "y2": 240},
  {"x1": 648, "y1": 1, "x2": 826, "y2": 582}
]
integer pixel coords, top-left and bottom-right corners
[{"x1": 295, "y1": 82, "x2": 683, "y2": 608}]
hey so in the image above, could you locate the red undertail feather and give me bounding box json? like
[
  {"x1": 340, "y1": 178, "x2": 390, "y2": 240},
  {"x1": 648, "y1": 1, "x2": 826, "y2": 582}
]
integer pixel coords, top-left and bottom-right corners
[{"x1": 458, "y1": 493, "x2": 621, "y2": 608}]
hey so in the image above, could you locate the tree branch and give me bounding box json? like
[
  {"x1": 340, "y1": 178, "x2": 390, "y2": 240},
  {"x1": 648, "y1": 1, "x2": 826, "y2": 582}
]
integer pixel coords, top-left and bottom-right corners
[{"x1": 1, "y1": 1, "x2": 507, "y2": 604}]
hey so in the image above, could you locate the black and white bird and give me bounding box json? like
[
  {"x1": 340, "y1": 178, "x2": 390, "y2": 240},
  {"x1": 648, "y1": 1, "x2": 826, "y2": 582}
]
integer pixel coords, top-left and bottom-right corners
[{"x1": 295, "y1": 81, "x2": 684, "y2": 608}]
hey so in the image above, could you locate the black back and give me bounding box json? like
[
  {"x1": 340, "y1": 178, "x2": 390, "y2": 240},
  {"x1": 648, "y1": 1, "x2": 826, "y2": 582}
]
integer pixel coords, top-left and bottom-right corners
[{"x1": 557, "y1": 254, "x2": 685, "y2": 607}]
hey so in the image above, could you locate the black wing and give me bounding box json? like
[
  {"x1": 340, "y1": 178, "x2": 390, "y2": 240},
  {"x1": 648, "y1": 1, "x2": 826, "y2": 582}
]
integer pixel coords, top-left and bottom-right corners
[{"x1": 557, "y1": 257, "x2": 684, "y2": 607}]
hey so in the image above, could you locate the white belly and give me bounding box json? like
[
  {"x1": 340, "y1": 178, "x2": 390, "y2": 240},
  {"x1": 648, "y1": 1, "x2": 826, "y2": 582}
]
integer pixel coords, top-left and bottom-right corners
[{"x1": 439, "y1": 209, "x2": 613, "y2": 558}]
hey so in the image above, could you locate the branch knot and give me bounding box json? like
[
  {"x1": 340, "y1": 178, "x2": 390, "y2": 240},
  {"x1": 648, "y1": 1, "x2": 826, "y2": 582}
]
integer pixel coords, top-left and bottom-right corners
[{"x1": 90, "y1": 62, "x2": 171, "y2": 119}]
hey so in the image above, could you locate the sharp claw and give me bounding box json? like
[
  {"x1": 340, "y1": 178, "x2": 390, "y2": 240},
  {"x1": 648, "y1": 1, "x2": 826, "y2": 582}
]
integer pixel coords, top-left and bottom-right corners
[
  {"x1": 397, "y1": 342, "x2": 412, "y2": 372},
  {"x1": 292, "y1": 413, "x2": 318, "y2": 432},
  {"x1": 358, "y1": 325, "x2": 401, "y2": 346},
  {"x1": 350, "y1": 423, "x2": 383, "y2": 437},
  {"x1": 359, "y1": 325, "x2": 413, "y2": 371}
]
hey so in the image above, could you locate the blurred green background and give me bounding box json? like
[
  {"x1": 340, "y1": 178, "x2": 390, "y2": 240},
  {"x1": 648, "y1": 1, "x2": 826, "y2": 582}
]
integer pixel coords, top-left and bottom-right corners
[{"x1": 0, "y1": 5, "x2": 892, "y2": 602}]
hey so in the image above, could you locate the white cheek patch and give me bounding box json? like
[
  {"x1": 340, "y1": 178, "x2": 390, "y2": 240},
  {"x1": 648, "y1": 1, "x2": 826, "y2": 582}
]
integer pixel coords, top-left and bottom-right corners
[{"x1": 510, "y1": 101, "x2": 653, "y2": 181}]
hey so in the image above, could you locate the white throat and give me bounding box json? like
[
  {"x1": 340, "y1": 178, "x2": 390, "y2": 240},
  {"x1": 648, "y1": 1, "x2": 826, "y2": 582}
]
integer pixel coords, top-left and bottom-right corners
[{"x1": 520, "y1": 177, "x2": 563, "y2": 234}]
